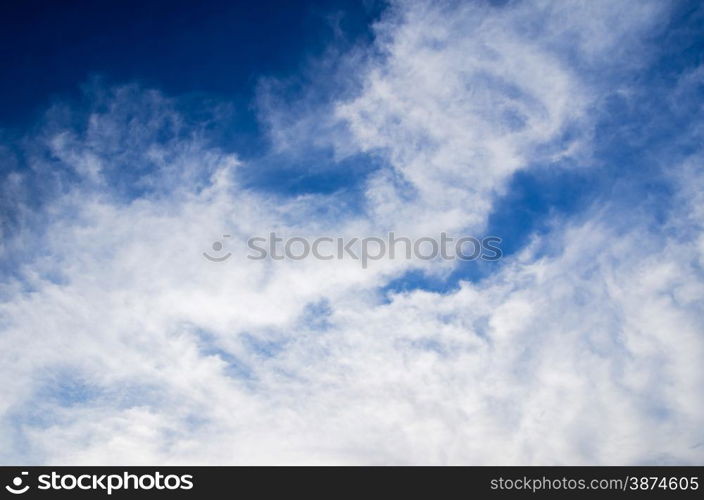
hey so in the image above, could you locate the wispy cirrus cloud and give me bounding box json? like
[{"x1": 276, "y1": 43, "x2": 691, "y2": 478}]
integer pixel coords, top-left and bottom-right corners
[{"x1": 0, "y1": 0, "x2": 702, "y2": 465}]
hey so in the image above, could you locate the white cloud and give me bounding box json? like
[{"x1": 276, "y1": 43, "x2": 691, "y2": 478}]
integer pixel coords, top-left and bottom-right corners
[{"x1": 0, "y1": 0, "x2": 702, "y2": 465}]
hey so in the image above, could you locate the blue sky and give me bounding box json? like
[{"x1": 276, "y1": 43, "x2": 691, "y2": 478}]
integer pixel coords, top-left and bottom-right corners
[
  {"x1": 0, "y1": 0, "x2": 703, "y2": 465},
  {"x1": 0, "y1": 0, "x2": 380, "y2": 127}
]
